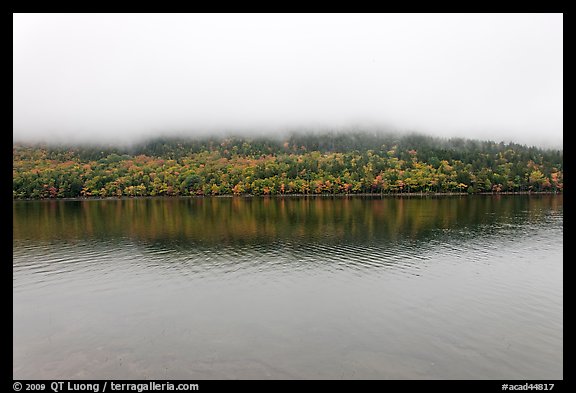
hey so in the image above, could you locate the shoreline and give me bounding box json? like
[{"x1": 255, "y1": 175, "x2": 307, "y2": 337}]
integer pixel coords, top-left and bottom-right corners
[{"x1": 12, "y1": 191, "x2": 562, "y2": 202}]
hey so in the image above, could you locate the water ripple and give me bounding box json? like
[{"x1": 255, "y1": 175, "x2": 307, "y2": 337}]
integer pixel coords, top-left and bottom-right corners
[{"x1": 13, "y1": 196, "x2": 563, "y2": 379}]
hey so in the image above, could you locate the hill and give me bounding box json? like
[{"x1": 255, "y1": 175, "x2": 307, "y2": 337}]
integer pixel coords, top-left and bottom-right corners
[{"x1": 13, "y1": 132, "x2": 563, "y2": 198}]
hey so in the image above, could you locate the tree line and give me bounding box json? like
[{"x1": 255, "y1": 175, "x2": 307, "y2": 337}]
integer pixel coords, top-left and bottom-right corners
[{"x1": 13, "y1": 132, "x2": 563, "y2": 199}]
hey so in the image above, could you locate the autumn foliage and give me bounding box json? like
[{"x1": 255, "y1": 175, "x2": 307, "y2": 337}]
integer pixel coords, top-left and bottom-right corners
[{"x1": 13, "y1": 133, "x2": 563, "y2": 199}]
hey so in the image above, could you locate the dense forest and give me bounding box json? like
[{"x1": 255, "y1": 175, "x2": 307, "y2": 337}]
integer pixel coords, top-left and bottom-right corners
[{"x1": 13, "y1": 132, "x2": 563, "y2": 199}]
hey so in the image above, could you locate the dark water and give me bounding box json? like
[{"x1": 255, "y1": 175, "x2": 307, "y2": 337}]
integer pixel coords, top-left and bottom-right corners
[{"x1": 13, "y1": 195, "x2": 563, "y2": 379}]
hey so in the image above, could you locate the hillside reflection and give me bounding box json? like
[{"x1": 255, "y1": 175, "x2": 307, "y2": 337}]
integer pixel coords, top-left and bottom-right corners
[{"x1": 13, "y1": 195, "x2": 562, "y2": 246}]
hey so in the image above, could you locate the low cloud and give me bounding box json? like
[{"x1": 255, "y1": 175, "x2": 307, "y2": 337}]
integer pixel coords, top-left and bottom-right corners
[{"x1": 13, "y1": 14, "x2": 563, "y2": 148}]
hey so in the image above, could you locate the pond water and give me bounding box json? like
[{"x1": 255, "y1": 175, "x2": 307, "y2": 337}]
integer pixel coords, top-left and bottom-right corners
[{"x1": 13, "y1": 195, "x2": 563, "y2": 379}]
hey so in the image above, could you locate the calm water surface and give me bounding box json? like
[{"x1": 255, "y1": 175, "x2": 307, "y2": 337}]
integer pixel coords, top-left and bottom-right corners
[{"x1": 13, "y1": 195, "x2": 563, "y2": 379}]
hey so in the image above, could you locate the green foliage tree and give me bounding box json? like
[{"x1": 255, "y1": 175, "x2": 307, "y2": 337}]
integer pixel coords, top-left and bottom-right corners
[{"x1": 13, "y1": 133, "x2": 563, "y2": 199}]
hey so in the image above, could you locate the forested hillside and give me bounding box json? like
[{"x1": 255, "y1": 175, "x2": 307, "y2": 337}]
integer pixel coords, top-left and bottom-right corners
[{"x1": 13, "y1": 132, "x2": 563, "y2": 198}]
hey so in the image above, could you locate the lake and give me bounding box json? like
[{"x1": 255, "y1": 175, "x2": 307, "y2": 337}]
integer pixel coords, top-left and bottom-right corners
[{"x1": 13, "y1": 195, "x2": 563, "y2": 379}]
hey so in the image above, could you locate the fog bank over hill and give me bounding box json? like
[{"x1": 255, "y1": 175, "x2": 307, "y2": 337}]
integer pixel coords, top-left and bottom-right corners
[
  {"x1": 14, "y1": 14, "x2": 562, "y2": 149},
  {"x1": 13, "y1": 127, "x2": 562, "y2": 151}
]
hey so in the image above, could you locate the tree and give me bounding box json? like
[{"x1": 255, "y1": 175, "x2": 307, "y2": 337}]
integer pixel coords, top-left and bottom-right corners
[{"x1": 12, "y1": 133, "x2": 563, "y2": 198}]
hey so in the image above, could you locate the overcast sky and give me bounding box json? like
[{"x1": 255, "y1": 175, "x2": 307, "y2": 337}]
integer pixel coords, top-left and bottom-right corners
[{"x1": 13, "y1": 13, "x2": 563, "y2": 148}]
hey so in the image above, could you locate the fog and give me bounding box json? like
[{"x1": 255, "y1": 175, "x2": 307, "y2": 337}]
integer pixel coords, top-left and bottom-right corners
[{"x1": 13, "y1": 14, "x2": 563, "y2": 148}]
